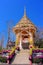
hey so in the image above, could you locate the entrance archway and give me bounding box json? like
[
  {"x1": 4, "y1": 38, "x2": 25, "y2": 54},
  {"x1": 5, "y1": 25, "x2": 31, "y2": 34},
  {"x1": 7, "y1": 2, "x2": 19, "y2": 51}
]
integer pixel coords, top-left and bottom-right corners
[
  {"x1": 18, "y1": 31, "x2": 33, "y2": 49},
  {"x1": 21, "y1": 35, "x2": 29, "y2": 49}
]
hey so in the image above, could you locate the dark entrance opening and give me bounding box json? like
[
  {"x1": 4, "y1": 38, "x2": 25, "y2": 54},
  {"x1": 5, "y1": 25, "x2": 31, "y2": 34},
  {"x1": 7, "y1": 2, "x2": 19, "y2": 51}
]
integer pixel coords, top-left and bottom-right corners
[{"x1": 22, "y1": 42, "x2": 29, "y2": 49}]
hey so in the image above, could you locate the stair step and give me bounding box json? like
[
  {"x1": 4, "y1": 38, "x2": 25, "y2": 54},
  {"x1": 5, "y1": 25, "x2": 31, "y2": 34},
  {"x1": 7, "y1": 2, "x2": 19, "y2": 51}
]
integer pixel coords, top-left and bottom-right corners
[{"x1": 12, "y1": 49, "x2": 30, "y2": 64}]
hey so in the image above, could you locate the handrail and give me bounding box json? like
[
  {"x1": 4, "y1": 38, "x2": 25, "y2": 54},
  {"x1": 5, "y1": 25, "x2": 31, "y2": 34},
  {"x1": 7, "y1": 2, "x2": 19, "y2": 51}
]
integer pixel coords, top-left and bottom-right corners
[
  {"x1": 9, "y1": 46, "x2": 16, "y2": 55},
  {"x1": 29, "y1": 48, "x2": 43, "y2": 55}
]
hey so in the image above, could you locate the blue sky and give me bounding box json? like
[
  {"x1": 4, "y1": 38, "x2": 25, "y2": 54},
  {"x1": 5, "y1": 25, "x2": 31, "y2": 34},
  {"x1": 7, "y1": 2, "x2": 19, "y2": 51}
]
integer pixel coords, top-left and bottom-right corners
[{"x1": 0, "y1": 0, "x2": 43, "y2": 47}]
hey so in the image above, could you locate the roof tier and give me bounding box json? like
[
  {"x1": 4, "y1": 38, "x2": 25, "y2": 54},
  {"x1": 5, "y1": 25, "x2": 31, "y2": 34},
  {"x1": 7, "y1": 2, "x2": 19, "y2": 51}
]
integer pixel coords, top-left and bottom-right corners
[{"x1": 13, "y1": 8, "x2": 37, "y2": 34}]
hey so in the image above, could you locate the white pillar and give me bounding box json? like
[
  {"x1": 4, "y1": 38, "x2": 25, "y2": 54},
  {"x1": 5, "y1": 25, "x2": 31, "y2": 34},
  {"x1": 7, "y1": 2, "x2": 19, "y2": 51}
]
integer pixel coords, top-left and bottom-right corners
[{"x1": 19, "y1": 35, "x2": 22, "y2": 50}]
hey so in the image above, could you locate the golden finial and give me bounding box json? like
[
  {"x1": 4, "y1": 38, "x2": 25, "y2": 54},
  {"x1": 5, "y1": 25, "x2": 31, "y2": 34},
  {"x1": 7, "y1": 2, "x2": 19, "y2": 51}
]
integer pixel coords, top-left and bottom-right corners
[{"x1": 24, "y1": 6, "x2": 26, "y2": 17}]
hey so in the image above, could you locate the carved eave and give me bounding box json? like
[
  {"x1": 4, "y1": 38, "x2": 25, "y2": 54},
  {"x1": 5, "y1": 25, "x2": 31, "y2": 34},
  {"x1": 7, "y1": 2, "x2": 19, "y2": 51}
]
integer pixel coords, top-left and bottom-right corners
[{"x1": 13, "y1": 16, "x2": 37, "y2": 34}]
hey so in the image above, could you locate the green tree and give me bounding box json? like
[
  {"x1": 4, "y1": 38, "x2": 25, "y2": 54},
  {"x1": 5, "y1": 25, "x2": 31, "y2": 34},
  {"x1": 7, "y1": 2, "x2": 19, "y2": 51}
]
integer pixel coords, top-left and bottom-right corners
[
  {"x1": 34, "y1": 28, "x2": 43, "y2": 48},
  {"x1": 0, "y1": 46, "x2": 2, "y2": 52},
  {"x1": 34, "y1": 38, "x2": 43, "y2": 48}
]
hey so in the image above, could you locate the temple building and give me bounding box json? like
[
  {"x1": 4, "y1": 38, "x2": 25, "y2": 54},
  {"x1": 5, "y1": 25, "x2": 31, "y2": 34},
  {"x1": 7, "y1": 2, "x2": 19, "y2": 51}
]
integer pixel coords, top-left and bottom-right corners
[
  {"x1": 13, "y1": 8, "x2": 37, "y2": 49},
  {"x1": 7, "y1": 27, "x2": 15, "y2": 49},
  {"x1": 7, "y1": 41, "x2": 15, "y2": 49}
]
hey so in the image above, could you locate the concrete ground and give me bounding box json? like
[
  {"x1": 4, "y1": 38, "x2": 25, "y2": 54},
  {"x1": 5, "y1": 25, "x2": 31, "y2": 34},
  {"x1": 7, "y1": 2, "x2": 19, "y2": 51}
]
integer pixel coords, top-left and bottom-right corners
[{"x1": 12, "y1": 49, "x2": 31, "y2": 64}]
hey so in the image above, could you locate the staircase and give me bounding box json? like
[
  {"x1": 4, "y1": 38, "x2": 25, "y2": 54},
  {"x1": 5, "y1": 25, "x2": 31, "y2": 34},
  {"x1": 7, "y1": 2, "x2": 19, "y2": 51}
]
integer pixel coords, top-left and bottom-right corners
[{"x1": 12, "y1": 49, "x2": 30, "y2": 64}]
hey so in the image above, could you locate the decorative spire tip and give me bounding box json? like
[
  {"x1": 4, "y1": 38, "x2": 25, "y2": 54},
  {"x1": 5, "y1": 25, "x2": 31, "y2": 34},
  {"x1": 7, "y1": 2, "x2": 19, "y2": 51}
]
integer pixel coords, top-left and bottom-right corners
[{"x1": 24, "y1": 6, "x2": 26, "y2": 17}]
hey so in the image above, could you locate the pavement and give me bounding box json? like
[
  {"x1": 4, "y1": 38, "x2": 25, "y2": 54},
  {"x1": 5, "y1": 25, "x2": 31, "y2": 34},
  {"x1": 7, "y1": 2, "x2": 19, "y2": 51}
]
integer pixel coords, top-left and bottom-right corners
[{"x1": 12, "y1": 49, "x2": 31, "y2": 64}]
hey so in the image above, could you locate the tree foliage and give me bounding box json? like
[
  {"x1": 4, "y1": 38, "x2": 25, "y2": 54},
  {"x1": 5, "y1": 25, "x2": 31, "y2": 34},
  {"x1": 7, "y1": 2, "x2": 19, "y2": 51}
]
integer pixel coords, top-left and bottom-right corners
[
  {"x1": 0, "y1": 46, "x2": 2, "y2": 51},
  {"x1": 34, "y1": 28, "x2": 43, "y2": 48}
]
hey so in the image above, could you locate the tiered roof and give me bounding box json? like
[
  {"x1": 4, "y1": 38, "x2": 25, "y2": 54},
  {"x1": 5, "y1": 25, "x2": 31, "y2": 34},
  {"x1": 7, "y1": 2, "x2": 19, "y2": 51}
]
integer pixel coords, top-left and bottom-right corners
[{"x1": 13, "y1": 8, "x2": 37, "y2": 34}]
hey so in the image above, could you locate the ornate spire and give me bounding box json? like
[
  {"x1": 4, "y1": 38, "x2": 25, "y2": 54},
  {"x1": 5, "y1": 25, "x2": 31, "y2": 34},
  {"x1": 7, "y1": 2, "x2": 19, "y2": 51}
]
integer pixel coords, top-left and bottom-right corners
[{"x1": 24, "y1": 6, "x2": 26, "y2": 17}]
